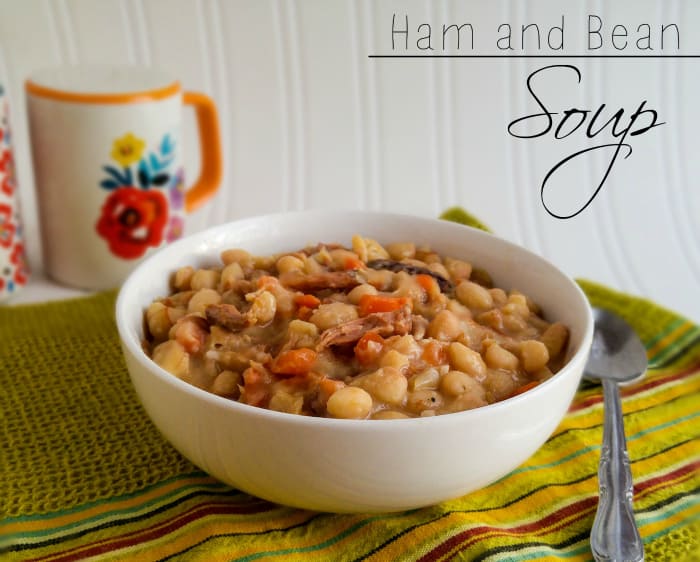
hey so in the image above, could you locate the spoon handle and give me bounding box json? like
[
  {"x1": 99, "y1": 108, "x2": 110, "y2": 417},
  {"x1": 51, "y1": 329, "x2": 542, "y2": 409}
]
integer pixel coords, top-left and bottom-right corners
[{"x1": 590, "y1": 378, "x2": 644, "y2": 562}]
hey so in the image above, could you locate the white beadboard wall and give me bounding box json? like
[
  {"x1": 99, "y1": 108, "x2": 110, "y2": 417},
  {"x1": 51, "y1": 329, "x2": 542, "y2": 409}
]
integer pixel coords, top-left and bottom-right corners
[{"x1": 0, "y1": 0, "x2": 698, "y2": 321}]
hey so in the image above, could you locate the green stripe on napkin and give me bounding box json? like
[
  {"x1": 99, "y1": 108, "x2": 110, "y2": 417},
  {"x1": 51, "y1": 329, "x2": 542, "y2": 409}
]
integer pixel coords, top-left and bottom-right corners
[{"x1": 439, "y1": 206, "x2": 493, "y2": 233}]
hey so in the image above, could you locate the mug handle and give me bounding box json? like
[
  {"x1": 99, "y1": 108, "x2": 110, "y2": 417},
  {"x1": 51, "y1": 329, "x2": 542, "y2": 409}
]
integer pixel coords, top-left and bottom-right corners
[{"x1": 182, "y1": 91, "x2": 223, "y2": 212}]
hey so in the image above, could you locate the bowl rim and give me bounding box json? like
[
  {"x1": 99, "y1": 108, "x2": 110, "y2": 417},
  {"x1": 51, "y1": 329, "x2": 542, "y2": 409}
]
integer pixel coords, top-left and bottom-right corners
[{"x1": 116, "y1": 209, "x2": 594, "y2": 430}]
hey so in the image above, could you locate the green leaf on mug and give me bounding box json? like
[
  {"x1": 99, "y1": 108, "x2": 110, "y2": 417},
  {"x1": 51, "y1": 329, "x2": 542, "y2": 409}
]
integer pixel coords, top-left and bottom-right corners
[
  {"x1": 102, "y1": 165, "x2": 130, "y2": 186},
  {"x1": 100, "y1": 179, "x2": 120, "y2": 190},
  {"x1": 138, "y1": 169, "x2": 151, "y2": 188},
  {"x1": 138, "y1": 159, "x2": 151, "y2": 188},
  {"x1": 123, "y1": 167, "x2": 133, "y2": 185},
  {"x1": 152, "y1": 174, "x2": 170, "y2": 186}
]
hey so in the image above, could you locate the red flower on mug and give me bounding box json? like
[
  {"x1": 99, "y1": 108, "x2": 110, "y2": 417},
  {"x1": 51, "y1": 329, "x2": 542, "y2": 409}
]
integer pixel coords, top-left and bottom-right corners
[
  {"x1": 0, "y1": 149, "x2": 15, "y2": 196},
  {"x1": 0, "y1": 203, "x2": 16, "y2": 248},
  {"x1": 95, "y1": 187, "x2": 169, "y2": 260},
  {"x1": 10, "y1": 242, "x2": 28, "y2": 285}
]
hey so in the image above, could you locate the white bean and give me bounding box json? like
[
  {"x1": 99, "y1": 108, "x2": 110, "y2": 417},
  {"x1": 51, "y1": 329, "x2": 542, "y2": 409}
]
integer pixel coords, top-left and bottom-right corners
[
  {"x1": 220, "y1": 262, "x2": 244, "y2": 290},
  {"x1": 211, "y1": 370, "x2": 241, "y2": 397},
  {"x1": 276, "y1": 254, "x2": 305, "y2": 274},
  {"x1": 172, "y1": 266, "x2": 195, "y2": 291},
  {"x1": 456, "y1": 280, "x2": 494, "y2": 311},
  {"x1": 152, "y1": 340, "x2": 190, "y2": 379},
  {"x1": 447, "y1": 342, "x2": 487, "y2": 380},
  {"x1": 188, "y1": 288, "x2": 222, "y2": 314},
  {"x1": 520, "y1": 340, "x2": 550, "y2": 373},
  {"x1": 221, "y1": 248, "x2": 252, "y2": 266},
  {"x1": 408, "y1": 368, "x2": 440, "y2": 391},
  {"x1": 352, "y1": 366, "x2": 408, "y2": 406},
  {"x1": 348, "y1": 283, "x2": 378, "y2": 305},
  {"x1": 146, "y1": 302, "x2": 172, "y2": 340},
  {"x1": 380, "y1": 350, "x2": 410, "y2": 372},
  {"x1": 326, "y1": 386, "x2": 373, "y2": 419},
  {"x1": 310, "y1": 302, "x2": 358, "y2": 331},
  {"x1": 190, "y1": 269, "x2": 221, "y2": 290},
  {"x1": 484, "y1": 342, "x2": 519, "y2": 371},
  {"x1": 269, "y1": 390, "x2": 304, "y2": 414},
  {"x1": 406, "y1": 389, "x2": 443, "y2": 413},
  {"x1": 440, "y1": 370, "x2": 485, "y2": 398},
  {"x1": 541, "y1": 323, "x2": 569, "y2": 358},
  {"x1": 247, "y1": 290, "x2": 277, "y2": 325},
  {"x1": 427, "y1": 309, "x2": 462, "y2": 341}
]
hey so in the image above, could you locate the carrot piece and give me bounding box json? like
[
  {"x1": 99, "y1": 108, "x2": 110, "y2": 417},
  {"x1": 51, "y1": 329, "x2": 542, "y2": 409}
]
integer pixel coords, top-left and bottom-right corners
[
  {"x1": 421, "y1": 339, "x2": 446, "y2": 366},
  {"x1": 511, "y1": 380, "x2": 539, "y2": 397},
  {"x1": 358, "y1": 294, "x2": 411, "y2": 316},
  {"x1": 241, "y1": 367, "x2": 270, "y2": 407},
  {"x1": 343, "y1": 256, "x2": 365, "y2": 270},
  {"x1": 294, "y1": 294, "x2": 321, "y2": 309},
  {"x1": 256, "y1": 275, "x2": 278, "y2": 290},
  {"x1": 416, "y1": 273, "x2": 441, "y2": 299},
  {"x1": 271, "y1": 348, "x2": 318, "y2": 376},
  {"x1": 354, "y1": 331, "x2": 385, "y2": 366},
  {"x1": 318, "y1": 377, "x2": 345, "y2": 404},
  {"x1": 171, "y1": 317, "x2": 207, "y2": 354},
  {"x1": 415, "y1": 273, "x2": 436, "y2": 292},
  {"x1": 297, "y1": 306, "x2": 313, "y2": 321}
]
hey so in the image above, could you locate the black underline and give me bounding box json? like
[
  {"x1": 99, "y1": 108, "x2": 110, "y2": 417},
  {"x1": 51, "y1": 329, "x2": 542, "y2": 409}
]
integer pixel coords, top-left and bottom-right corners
[{"x1": 369, "y1": 54, "x2": 699, "y2": 59}]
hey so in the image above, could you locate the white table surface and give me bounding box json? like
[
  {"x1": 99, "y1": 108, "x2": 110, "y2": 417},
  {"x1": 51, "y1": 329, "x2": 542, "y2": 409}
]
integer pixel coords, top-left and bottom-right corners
[{"x1": 8, "y1": 275, "x2": 93, "y2": 306}]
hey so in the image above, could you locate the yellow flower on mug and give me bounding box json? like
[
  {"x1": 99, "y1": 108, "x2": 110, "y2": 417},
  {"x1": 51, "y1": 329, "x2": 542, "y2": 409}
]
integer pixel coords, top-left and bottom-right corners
[{"x1": 111, "y1": 133, "x2": 146, "y2": 167}]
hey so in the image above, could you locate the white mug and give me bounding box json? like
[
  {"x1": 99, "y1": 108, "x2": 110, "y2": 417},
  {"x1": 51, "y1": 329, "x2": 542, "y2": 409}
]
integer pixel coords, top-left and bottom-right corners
[
  {"x1": 26, "y1": 65, "x2": 222, "y2": 290},
  {"x1": 0, "y1": 82, "x2": 29, "y2": 301}
]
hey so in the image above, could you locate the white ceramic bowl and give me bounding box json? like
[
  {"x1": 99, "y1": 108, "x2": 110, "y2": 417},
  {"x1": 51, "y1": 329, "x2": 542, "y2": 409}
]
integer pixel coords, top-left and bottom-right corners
[{"x1": 116, "y1": 210, "x2": 594, "y2": 513}]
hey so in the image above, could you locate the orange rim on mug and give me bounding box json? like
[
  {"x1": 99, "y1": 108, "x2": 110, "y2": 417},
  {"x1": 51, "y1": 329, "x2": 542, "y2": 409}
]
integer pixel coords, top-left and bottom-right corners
[{"x1": 25, "y1": 79, "x2": 181, "y2": 105}]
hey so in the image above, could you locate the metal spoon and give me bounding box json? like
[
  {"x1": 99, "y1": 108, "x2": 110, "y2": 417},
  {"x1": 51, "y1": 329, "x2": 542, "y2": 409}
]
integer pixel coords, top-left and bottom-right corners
[{"x1": 585, "y1": 307, "x2": 647, "y2": 562}]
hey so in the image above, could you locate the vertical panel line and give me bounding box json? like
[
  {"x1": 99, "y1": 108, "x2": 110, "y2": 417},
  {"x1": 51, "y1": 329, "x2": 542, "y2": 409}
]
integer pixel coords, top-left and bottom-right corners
[
  {"x1": 672, "y1": 3, "x2": 700, "y2": 262},
  {"x1": 118, "y1": 0, "x2": 137, "y2": 64},
  {"x1": 194, "y1": 0, "x2": 218, "y2": 226},
  {"x1": 204, "y1": 0, "x2": 232, "y2": 222},
  {"x1": 584, "y1": 0, "x2": 641, "y2": 293},
  {"x1": 658, "y1": 1, "x2": 700, "y2": 283},
  {"x1": 348, "y1": 0, "x2": 368, "y2": 209},
  {"x1": 428, "y1": 2, "x2": 444, "y2": 218},
  {"x1": 287, "y1": 0, "x2": 308, "y2": 210},
  {"x1": 366, "y1": 0, "x2": 383, "y2": 211},
  {"x1": 54, "y1": 0, "x2": 79, "y2": 64},
  {"x1": 129, "y1": 0, "x2": 153, "y2": 65},
  {"x1": 46, "y1": 1, "x2": 67, "y2": 65},
  {"x1": 504, "y1": 0, "x2": 526, "y2": 245},
  {"x1": 577, "y1": 4, "x2": 621, "y2": 288},
  {"x1": 272, "y1": 0, "x2": 293, "y2": 211},
  {"x1": 442, "y1": 0, "x2": 457, "y2": 208},
  {"x1": 272, "y1": 0, "x2": 308, "y2": 211},
  {"x1": 516, "y1": 0, "x2": 544, "y2": 255},
  {"x1": 195, "y1": 0, "x2": 214, "y2": 94}
]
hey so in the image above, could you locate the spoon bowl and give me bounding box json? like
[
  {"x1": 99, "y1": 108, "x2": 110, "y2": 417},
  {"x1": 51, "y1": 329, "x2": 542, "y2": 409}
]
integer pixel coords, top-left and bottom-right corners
[
  {"x1": 585, "y1": 307, "x2": 647, "y2": 562},
  {"x1": 585, "y1": 307, "x2": 648, "y2": 384}
]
